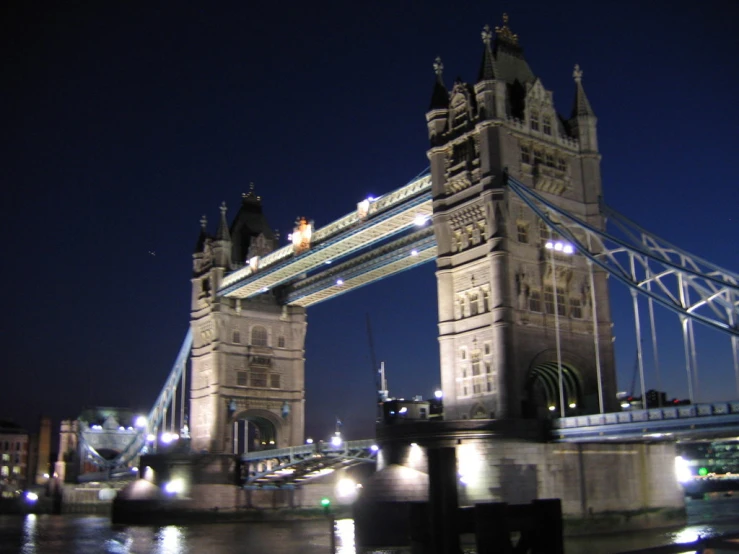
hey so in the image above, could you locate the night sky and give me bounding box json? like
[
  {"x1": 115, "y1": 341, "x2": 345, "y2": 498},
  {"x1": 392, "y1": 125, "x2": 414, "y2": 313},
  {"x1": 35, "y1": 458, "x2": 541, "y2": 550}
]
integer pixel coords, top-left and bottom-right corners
[{"x1": 3, "y1": 1, "x2": 738, "y2": 442}]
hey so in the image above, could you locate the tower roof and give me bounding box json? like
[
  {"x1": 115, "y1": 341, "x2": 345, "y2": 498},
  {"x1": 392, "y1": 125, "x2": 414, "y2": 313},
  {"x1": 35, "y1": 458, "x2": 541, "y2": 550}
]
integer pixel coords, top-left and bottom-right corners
[
  {"x1": 230, "y1": 183, "x2": 276, "y2": 264},
  {"x1": 570, "y1": 64, "x2": 596, "y2": 118},
  {"x1": 429, "y1": 57, "x2": 449, "y2": 110},
  {"x1": 492, "y1": 14, "x2": 536, "y2": 85},
  {"x1": 477, "y1": 25, "x2": 496, "y2": 81}
]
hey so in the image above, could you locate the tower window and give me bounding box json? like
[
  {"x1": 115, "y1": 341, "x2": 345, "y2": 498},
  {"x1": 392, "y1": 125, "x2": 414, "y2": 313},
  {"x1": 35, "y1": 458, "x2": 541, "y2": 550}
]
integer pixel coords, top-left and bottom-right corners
[
  {"x1": 251, "y1": 326, "x2": 268, "y2": 347},
  {"x1": 251, "y1": 372, "x2": 267, "y2": 388},
  {"x1": 485, "y1": 362, "x2": 492, "y2": 374},
  {"x1": 517, "y1": 222, "x2": 529, "y2": 243},
  {"x1": 529, "y1": 290, "x2": 542, "y2": 312},
  {"x1": 232, "y1": 330, "x2": 241, "y2": 344},
  {"x1": 530, "y1": 111, "x2": 539, "y2": 131},
  {"x1": 484, "y1": 343, "x2": 491, "y2": 356},
  {"x1": 270, "y1": 374, "x2": 281, "y2": 388},
  {"x1": 545, "y1": 153, "x2": 555, "y2": 167},
  {"x1": 237, "y1": 371, "x2": 247, "y2": 386},
  {"x1": 460, "y1": 348, "x2": 467, "y2": 360},
  {"x1": 557, "y1": 157, "x2": 567, "y2": 171},
  {"x1": 277, "y1": 336, "x2": 286, "y2": 348},
  {"x1": 544, "y1": 286, "x2": 566, "y2": 316},
  {"x1": 533, "y1": 150, "x2": 543, "y2": 165},
  {"x1": 520, "y1": 145, "x2": 531, "y2": 164},
  {"x1": 570, "y1": 298, "x2": 583, "y2": 319},
  {"x1": 473, "y1": 383, "x2": 482, "y2": 394},
  {"x1": 472, "y1": 358, "x2": 481, "y2": 376},
  {"x1": 543, "y1": 116, "x2": 552, "y2": 135},
  {"x1": 469, "y1": 292, "x2": 479, "y2": 316}
]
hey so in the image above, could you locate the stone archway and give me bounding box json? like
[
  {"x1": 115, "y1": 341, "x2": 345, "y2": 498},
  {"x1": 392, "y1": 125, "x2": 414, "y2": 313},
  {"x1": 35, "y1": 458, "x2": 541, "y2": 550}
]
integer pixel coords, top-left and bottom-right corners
[
  {"x1": 523, "y1": 359, "x2": 583, "y2": 419},
  {"x1": 231, "y1": 409, "x2": 283, "y2": 454}
]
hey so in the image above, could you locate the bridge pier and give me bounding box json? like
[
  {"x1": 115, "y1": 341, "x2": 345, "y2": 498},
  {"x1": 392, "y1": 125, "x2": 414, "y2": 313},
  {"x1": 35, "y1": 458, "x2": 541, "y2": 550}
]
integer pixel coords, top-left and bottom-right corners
[{"x1": 354, "y1": 420, "x2": 686, "y2": 549}]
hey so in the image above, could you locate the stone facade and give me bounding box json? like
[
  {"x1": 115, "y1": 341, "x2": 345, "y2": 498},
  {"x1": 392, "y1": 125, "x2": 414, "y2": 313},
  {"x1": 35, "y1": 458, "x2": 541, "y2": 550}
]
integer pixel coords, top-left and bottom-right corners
[
  {"x1": 428, "y1": 19, "x2": 617, "y2": 421},
  {"x1": 190, "y1": 193, "x2": 306, "y2": 453}
]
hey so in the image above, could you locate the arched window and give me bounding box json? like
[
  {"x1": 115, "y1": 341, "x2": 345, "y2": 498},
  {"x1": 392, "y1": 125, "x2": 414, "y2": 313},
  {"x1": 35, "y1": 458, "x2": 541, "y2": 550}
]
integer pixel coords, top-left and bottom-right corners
[{"x1": 251, "y1": 326, "x2": 268, "y2": 347}]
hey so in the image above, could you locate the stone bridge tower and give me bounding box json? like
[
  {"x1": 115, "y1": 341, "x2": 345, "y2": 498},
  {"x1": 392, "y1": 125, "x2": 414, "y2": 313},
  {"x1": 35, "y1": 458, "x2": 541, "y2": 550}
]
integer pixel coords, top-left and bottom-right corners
[
  {"x1": 428, "y1": 16, "x2": 617, "y2": 421},
  {"x1": 190, "y1": 187, "x2": 306, "y2": 453}
]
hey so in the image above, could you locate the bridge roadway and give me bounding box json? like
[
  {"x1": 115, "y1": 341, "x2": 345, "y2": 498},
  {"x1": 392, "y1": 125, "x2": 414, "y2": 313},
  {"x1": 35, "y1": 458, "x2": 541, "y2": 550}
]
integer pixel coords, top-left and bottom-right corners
[
  {"x1": 240, "y1": 438, "x2": 378, "y2": 489},
  {"x1": 240, "y1": 403, "x2": 739, "y2": 486}
]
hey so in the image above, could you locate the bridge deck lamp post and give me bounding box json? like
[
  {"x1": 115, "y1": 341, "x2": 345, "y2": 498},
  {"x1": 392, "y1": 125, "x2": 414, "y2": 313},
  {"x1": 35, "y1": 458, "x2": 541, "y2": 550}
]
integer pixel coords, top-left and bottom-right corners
[{"x1": 545, "y1": 238, "x2": 572, "y2": 418}]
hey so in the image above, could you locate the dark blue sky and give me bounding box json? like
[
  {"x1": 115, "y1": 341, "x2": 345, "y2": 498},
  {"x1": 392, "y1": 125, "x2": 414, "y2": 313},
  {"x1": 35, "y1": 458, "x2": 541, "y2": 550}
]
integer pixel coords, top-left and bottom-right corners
[{"x1": 3, "y1": 1, "x2": 738, "y2": 441}]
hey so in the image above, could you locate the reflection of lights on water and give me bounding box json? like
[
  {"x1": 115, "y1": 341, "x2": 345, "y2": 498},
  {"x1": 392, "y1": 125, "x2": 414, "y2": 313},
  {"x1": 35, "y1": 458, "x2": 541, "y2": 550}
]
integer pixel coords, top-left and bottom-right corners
[
  {"x1": 155, "y1": 526, "x2": 185, "y2": 554},
  {"x1": 335, "y1": 518, "x2": 355, "y2": 554},
  {"x1": 22, "y1": 514, "x2": 37, "y2": 553},
  {"x1": 673, "y1": 526, "x2": 714, "y2": 545}
]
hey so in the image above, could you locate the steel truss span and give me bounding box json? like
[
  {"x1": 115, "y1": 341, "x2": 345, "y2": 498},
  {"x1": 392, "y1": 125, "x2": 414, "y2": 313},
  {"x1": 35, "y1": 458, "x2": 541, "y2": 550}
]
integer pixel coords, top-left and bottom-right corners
[{"x1": 507, "y1": 176, "x2": 739, "y2": 337}]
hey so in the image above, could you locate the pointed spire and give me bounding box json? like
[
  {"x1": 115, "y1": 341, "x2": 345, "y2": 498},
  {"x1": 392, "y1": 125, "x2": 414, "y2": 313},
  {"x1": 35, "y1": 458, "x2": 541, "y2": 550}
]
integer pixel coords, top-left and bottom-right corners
[
  {"x1": 478, "y1": 24, "x2": 496, "y2": 82},
  {"x1": 194, "y1": 214, "x2": 207, "y2": 253},
  {"x1": 429, "y1": 56, "x2": 449, "y2": 110},
  {"x1": 571, "y1": 64, "x2": 595, "y2": 118},
  {"x1": 216, "y1": 201, "x2": 230, "y2": 241}
]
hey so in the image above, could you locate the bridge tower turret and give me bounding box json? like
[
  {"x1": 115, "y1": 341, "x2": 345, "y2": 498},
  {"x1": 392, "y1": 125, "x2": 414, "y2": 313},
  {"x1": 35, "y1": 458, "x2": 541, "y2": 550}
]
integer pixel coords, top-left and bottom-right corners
[
  {"x1": 189, "y1": 188, "x2": 306, "y2": 454},
  {"x1": 428, "y1": 15, "x2": 617, "y2": 422}
]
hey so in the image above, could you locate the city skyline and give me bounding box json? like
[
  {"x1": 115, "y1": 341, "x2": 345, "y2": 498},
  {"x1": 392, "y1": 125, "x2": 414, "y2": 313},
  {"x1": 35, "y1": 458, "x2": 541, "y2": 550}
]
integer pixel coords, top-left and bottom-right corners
[{"x1": 3, "y1": 2, "x2": 738, "y2": 440}]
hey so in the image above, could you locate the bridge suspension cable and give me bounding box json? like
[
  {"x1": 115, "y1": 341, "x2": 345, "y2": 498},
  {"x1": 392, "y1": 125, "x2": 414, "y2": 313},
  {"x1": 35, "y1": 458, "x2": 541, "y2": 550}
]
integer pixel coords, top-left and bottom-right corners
[
  {"x1": 507, "y1": 176, "x2": 739, "y2": 400},
  {"x1": 77, "y1": 329, "x2": 193, "y2": 469}
]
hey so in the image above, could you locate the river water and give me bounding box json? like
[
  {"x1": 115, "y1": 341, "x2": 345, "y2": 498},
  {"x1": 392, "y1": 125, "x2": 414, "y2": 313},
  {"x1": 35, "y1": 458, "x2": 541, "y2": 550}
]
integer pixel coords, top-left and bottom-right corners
[{"x1": 1, "y1": 497, "x2": 738, "y2": 553}]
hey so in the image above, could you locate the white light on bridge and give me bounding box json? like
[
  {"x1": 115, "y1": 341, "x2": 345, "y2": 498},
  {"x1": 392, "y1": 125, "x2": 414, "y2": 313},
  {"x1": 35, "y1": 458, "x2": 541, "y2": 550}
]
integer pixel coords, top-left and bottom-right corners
[
  {"x1": 568, "y1": 403, "x2": 577, "y2": 409},
  {"x1": 545, "y1": 240, "x2": 574, "y2": 254},
  {"x1": 370, "y1": 444, "x2": 379, "y2": 452},
  {"x1": 621, "y1": 402, "x2": 631, "y2": 409},
  {"x1": 434, "y1": 389, "x2": 443, "y2": 399},
  {"x1": 146, "y1": 433, "x2": 156, "y2": 442},
  {"x1": 410, "y1": 249, "x2": 419, "y2": 257},
  {"x1": 675, "y1": 456, "x2": 692, "y2": 483},
  {"x1": 25, "y1": 492, "x2": 38, "y2": 503},
  {"x1": 336, "y1": 478, "x2": 357, "y2": 499},
  {"x1": 331, "y1": 434, "x2": 343, "y2": 447},
  {"x1": 161, "y1": 432, "x2": 179, "y2": 444},
  {"x1": 164, "y1": 479, "x2": 185, "y2": 495},
  {"x1": 325, "y1": 260, "x2": 332, "y2": 265},
  {"x1": 135, "y1": 416, "x2": 147, "y2": 428},
  {"x1": 306, "y1": 438, "x2": 314, "y2": 444},
  {"x1": 336, "y1": 279, "x2": 344, "y2": 286},
  {"x1": 548, "y1": 405, "x2": 556, "y2": 411},
  {"x1": 413, "y1": 215, "x2": 428, "y2": 226}
]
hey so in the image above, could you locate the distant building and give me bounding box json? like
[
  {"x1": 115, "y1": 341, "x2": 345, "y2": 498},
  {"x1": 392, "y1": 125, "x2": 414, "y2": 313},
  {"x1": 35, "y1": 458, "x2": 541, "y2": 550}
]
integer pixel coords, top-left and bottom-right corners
[{"x1": 0, "y1": 420, "x2": 29, "y2": 497}]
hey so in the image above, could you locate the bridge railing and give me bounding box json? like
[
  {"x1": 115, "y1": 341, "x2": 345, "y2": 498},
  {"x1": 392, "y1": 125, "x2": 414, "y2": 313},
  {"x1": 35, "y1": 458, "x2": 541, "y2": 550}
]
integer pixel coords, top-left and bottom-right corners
[{"x1": 554, "y1": 401, "x2": 739, "y2": 429}]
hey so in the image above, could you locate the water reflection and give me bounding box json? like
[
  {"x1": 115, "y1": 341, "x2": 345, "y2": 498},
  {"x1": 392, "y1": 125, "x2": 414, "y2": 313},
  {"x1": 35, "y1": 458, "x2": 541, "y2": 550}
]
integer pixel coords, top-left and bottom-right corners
[
  {"x1": 21, "y1": 514, "x2": 37, "y2": 554},
  {"x1": 2, "y1": 497, "x2": 739, "y2": 554},
  {"x1": 335, "y1": 518, "x2": 355, "y2": 554}
]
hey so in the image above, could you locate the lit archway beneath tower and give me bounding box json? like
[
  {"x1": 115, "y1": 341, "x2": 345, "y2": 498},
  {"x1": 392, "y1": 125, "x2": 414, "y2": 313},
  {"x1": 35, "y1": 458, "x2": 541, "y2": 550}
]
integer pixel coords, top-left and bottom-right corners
[
  {"x1": 231, "y1": 410, "x2": 282, "y2": 454},
  {"x1": 523, "y1": 362, "x2": 582, "y2": 419}
]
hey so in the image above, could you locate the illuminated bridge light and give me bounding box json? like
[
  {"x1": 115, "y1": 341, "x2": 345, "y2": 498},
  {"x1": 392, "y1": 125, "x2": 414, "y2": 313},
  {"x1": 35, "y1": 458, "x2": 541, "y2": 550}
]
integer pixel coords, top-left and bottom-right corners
[
  {"x1": 413, "y1": 214, "x2": 427, "y2": 226},
  {"x1": 336, "y1": 279, "x2": 344, "y2": 286},
  {"x1": 410, "y1": 249, "x2": 418, "y2": 256}
]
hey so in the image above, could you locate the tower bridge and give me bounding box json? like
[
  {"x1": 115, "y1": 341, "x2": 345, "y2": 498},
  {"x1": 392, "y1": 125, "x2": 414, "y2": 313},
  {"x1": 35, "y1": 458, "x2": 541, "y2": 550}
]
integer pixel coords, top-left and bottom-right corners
[{"x1": 64, "y1": 13, "x2": 739, "y2": 536}]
